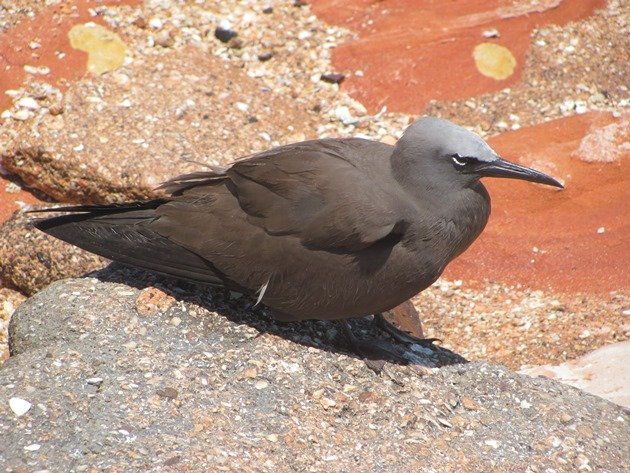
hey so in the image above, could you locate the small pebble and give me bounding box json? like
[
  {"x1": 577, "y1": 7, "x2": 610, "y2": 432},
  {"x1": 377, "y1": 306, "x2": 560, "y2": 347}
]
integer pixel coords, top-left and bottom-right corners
[
  {"x1": 5, "y1": 182, "x2": 21, "y2": 194},
  {"x1": 156, "y1": 387, "x2": 179, "y2": 399},
  {"x1": 228, "y1": 37, "x2": 244, "y2": 49},
  {"x1": 484, "y1": 439, "x2": 500, "y2": 449},
  {"x1": 241, "y1": 367, "x2": 258, "y2": 378},
  {"x1": 23, "y1": 65, "x2": 50, "y2": 75},
  {"x1": 258, "y1": 51, "x2": 273, "y2": 62},
  {"x1": 49, "y1": 100, "x2": 64, "y2": 116},
  {"x1": 235, "y1": 101, "x2": 249, "y2": 112},
  {"x1": 155, "y1": 30, "x2": 175, "y2": 48},
  {"x1": 462, "y1": 397, "x2": 480, "y2": 410},
  {"x1": 215, "y1": 26, "x2": 238, "y2": 43},
  {"x1": 11, "y1": 109, "x2": 32, "y2": 121},
  {"x1": 16, "y1": 96, "x2": 40, "y2": 110},
  {"x1": 9, "y1": 397, "x2": 32, "y2": 416},
  {"x1": 380, "y1": 135, "x2": 397, "y2": 145},
  {"x1": 437, "y1": 417, "x2": 453, "y2": 428},
  {"x1": 575, "y1": 101, "x2": 588, "y2": 114},
  {"x1": 148, "y1": 18, "x2": 163, "y2": 29},
  {"x1": 298, "y1": 30, "x2": 312, "y2": 40},
  {"x1": 320, "y1": 397, "x2": 336, "y2": 409},
  {"x1": 320, "y1": 73, "x2": 345, "y2": 84},
  {"x1": 334, "y1": 105, "x2": 353, "y2": 124},
  {"x1": 132, "y1": 17, "x2": 146, "y2": 28},
  {"x1": 255, "y1": 380, "x2": 269, "y2": 390}
]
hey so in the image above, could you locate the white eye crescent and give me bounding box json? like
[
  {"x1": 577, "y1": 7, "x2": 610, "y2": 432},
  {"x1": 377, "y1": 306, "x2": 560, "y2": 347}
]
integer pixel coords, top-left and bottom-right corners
[{"x1": 452, "y1": 155, "x2": 466, "y2": 166}]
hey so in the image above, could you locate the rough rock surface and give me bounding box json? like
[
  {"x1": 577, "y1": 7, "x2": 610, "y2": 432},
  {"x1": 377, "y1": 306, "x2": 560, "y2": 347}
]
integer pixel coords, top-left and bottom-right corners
[
  {"x1": 1, "y1": 46, "x2": 316, "y2": 203},
  {"x1": 0, "y1": 287, "x2": 24, "y2": 362},
  {"x1": 424, "y1": 0, "x2": 629, "y2": 134},
  {"x1": 312, "y1": 0, "x2": 627, "y2": 128},
  {"x1": 522, "y1": 341, "x2": 630, "y2": 408},
  {"x1": 1, "y1": 267, "x2": 627, "y2": 471},
  {"x1": 0, "y1": 209, "x2": 106, "y2": 295},
  {"x1": 312, "y1": 0, "x2": 610, "y2": 113}
]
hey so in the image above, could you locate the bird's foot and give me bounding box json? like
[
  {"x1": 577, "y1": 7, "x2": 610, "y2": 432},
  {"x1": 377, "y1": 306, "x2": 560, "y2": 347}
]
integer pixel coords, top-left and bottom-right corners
[
  {"x1": 338, "y1": 320, "x2": 408, "y2": 373},
  {"x1": 373, "y1": 313, "x2": 441, "y2": 347}
]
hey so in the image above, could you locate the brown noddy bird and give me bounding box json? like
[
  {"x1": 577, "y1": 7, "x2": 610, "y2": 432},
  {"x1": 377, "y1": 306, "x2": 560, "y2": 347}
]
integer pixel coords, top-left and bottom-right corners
[{"x1": 33, "y1": 117, "x2": 563, "y2": 359}]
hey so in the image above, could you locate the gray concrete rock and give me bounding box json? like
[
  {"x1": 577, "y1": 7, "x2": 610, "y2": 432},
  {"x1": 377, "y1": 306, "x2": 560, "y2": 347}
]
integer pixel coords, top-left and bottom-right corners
[
  {"x1": 0, "y1": 267, "x2": 627, "y2": 471},
  {"x1": 0, "y1": 46, "x2": 316, "y2": 204}
]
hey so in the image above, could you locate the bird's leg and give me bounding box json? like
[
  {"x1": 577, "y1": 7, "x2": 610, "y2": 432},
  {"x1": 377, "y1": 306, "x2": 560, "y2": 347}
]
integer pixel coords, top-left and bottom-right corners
[
  {"x1": 373, "y1": 313, "x2": 441, "y2": 347},
  {"x1": 338, "y1": 320, "x2": 393, "y2": 373}
]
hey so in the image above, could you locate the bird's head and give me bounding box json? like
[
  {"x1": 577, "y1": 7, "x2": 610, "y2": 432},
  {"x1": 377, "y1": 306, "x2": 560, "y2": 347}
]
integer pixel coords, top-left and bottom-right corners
[{"x1": 394, "y1": 117, "x2": 564, "y2": 191}]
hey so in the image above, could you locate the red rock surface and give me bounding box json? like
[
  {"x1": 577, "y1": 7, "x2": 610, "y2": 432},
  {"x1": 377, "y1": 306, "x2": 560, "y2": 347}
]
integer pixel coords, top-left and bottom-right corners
[
  {"x1": 445, "y1": 112, "x2": 629, "y2": 293},
  {"x1": 309, "y1": 0, "x2": 607, "y2": 114},
  {"x1": 0, "y1": 0, "x2": 140, "y2": 112},
  {"x1": 0, "y1": 175, "x2": 43, "y2": 225}
]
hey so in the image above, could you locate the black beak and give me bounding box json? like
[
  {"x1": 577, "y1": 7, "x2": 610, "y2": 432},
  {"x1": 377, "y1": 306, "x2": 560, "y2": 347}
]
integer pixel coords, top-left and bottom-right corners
[{"x1": 477, "y1": 157, "x2": 564, "y2": 189}]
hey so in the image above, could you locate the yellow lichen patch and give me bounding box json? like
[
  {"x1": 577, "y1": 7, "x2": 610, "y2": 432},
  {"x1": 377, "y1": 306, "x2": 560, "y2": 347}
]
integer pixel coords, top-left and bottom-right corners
[
  {"x1": 473, "y1": 43, "x2": 516, "y2": 80},
  {"x1": 68, "y1": 22, "x2": 127, "y2": 75}
]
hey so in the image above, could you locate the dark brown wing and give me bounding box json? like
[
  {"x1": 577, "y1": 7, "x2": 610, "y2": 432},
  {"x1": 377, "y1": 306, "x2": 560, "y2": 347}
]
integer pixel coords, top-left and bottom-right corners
[
  {"x1": 193, "y1": 139, "x2": 406, "y2": 251},
  {"x1": 148, "y1": 138, "x2": 410, "y2": 301}
]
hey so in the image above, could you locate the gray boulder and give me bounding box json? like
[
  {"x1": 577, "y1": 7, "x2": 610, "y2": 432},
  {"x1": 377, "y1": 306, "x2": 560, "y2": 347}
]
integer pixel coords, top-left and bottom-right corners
[{"x1": 0, "y1": 266, "x2": 627, "y2": 471}]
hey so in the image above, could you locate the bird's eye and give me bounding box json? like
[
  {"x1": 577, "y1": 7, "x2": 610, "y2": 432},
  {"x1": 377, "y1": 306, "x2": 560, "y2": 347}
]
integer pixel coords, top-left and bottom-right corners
[{"x1": 451, "y1": 155, "x2": 478, "y2": 167}]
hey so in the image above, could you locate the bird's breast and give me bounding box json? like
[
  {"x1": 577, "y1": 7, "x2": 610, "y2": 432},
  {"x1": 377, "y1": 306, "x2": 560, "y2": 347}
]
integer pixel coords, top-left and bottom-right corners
[{"x1": 403, "y1": 185, "x2": 491, "y2": 279}]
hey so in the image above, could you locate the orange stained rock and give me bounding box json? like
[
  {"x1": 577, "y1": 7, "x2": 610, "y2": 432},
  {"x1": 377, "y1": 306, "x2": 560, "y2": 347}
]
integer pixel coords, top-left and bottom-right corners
[
  {"x1": 444, "y1": 112, "x2": 629, "y2": 294},
  {"x1": 68, "y1": 22, "x2": 128, "y2": 75},
  {"x1": 0, "y1": 175, "x2": 44, "y2": 225},
  {"x1": 384, "y1": 300, "x2": 425, "y2": 339},
  {"x1": 472, "y1": 42, "x2": 516, "y2": 80},
  {"x1": 309, "y1": 0, "x2": 607, "y2": 114},
  {"x1": 0, "y1": 0, "x2": 141, "y2": 112}
]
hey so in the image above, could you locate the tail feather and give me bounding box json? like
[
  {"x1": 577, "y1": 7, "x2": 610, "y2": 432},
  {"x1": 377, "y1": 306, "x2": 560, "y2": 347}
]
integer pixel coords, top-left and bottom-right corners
[
  {"x1": 33, "y1": 201, "x2": 230, "y2": 287},
  {"x1": 28, "y1": 200, "x2": 164, "y2": 215}
]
